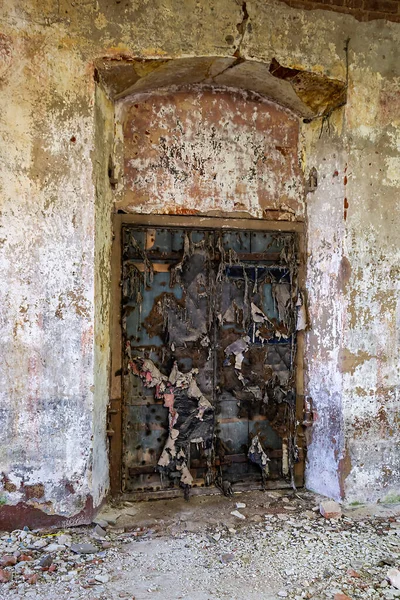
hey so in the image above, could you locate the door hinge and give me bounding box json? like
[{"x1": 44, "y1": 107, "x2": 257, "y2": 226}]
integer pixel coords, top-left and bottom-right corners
[{"x1": 106, "y1": 406, "x2": 119, "y2": 437}]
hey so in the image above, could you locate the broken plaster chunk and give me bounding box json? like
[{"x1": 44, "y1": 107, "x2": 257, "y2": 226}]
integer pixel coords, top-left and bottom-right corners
[
  {"x1": 70, "y1": 542, "x2": 99, "y2": 554},
  {"x1": 235, "y1": 502, "x2": 246, "y2": 509},
  {"x1": 230, "y1": 510, "x2": 246, "y2": 520},
  {"x1": 319, "y1": 500, "x2": 342, "y2": 520},
  {"x1": 387, "y1": 568, "x2": 400, "y2": 590},
  {"x1": 45, "y1": 543, "x2": 65, "y2": 552},
  {"x1": 93, "y1": 524, "x2": 107, "y2": 538},
  {"x1": 32, "y1": 538, "x2": 48, "y2": 549},
  {"x1": 92, "y1": 519, "x2": 108, "y2": 530},
  {"x1": 221, "y1": 553, "x2": 235, "y2": 564}
]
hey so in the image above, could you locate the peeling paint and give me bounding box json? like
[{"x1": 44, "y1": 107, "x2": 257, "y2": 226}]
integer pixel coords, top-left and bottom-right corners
[
  {"x1": 118, "y1": 89, "x2": 304, "y2": 219},
  {"x1": 1, "y1": 0, "x2": 400, "y2": 525}
]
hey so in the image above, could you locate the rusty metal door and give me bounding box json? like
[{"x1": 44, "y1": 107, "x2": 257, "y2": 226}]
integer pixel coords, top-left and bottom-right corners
[{"x1": 121, "y1": 225, "x2": 302, "y2": 496}]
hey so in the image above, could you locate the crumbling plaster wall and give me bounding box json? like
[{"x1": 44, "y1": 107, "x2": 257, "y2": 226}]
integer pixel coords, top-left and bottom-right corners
[
  {"x1": 0, "y1": 0, "x2": 399, "y2": 525},
  {"x1": 92, "y1": 85, "x2": 114, "y2": 508},
  {"x1": 0, "y1": 18, "x2": 98, "y2": 525},
  {"x1": 118, "y1": 89, "x2": 304, "y2": 219},
  {"x1": 303, "y1": 29, "x2": 400, "y2": 503}
]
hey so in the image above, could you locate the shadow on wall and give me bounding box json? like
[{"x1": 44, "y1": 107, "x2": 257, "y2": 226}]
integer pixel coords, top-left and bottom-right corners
[{"x1": 95, "y1": 55, "x2": 346, "y2": 119}]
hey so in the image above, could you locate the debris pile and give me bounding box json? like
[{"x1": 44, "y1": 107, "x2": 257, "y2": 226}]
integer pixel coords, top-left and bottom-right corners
[{"x1": 0, "y1": 492, "x2": 399, "y2": 599}]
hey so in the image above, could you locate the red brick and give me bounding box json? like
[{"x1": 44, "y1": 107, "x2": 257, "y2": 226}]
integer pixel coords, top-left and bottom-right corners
[
  {"x1": 285, "y1": 0, "x2": 318, "y2": 9},
  {"x1": 316, "y1": 4, "x2": 353, "y2": 11},
  {"x1": 366, "y1": 9, "x2": 400, "y2": 17},
  {"x1": 347, "y1": 567, "x2": 361, "y2": 578},
  {"x1": 346, "y1": 0, "x2": 363, "y2": 9},
  {"x1": 0, "y1": 569, "x2": 11, "y2": 583},
  {"x1": 363, "y1": 0, "x2": 398, "y2": 13},
  {"x1": 278, "y1": 0, "x2": 400, "y2": 19},
  {"x1": 0, "y1": 555, "x2": 17, "y2": 567}
]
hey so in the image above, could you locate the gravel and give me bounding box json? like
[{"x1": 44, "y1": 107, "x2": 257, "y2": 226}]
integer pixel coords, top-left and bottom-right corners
[{"x1": 0, "y1": 493, "x2": 399, "y2": 600}]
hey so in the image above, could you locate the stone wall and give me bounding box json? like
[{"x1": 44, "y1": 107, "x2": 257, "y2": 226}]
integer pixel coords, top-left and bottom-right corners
[{"x1": 0, "y1": 0, "x2": 399, "y2": 527}]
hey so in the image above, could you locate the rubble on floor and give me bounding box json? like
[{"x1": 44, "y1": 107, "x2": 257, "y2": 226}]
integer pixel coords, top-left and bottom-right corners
[{"x1": 0, "y1": 490, "x2": 400, "y2": 599}]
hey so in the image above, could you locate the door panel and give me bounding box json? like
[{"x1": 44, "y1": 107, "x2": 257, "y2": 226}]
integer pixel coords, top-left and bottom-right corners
[
  {"x1": 121, "y1": 225, "x2": 301, "y2": 494},
  {"x1": 214, "y1": 231, "x2": 296, "y2": 485}
]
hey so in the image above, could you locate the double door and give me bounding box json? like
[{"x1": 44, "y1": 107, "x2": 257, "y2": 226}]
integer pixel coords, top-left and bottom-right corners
[{"x1": 121, "y1": 224, "x2": 303, "y2": 495}]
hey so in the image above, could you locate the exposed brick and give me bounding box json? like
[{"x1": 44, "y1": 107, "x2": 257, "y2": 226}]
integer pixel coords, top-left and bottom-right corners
[
  {"x1": 367, "y1": 9, "x2": 400, "y2": 17},
  {"x1": 278, "y1": 0, "x2": 400, "y2": 21},
  {"x1": 284, "y1": 0, "x2": 318, "y2": 9},
  {"x1": 346, "y1": 0, "x2": 363, "y2": 9},
  {"x1": 317, "y1": 3, "x2": 352, "y2": 11},
  {"x1": 363, "y1": 0, "x2": 398, "y2": 12}
]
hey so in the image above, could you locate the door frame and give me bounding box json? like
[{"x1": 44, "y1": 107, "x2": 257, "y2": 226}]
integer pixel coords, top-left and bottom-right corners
[{"x1": 108, "y1": 213, "x2": 306, "y2": 497}]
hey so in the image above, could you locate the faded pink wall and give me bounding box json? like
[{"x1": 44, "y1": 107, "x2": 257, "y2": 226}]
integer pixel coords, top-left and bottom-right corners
[{"x1": 119, "y1": 90, "x2": 304, "y2": 221}]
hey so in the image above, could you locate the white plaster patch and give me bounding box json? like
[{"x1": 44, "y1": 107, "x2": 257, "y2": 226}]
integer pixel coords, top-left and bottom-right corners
[{"x1": 384, "y1": 156, "x2": 400, "y2": 187}]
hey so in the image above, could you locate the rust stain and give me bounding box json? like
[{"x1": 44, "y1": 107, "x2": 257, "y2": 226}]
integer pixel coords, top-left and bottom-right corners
[
  {"x1": 21, "y1": 483, "x2": 45, "y2": 500},
  {"x1": 66, "y1": 289, "x2": 90, "y2": 319},
  {"x1": 0, "y1": 33, "x2": 13, "y2": 79},
  {"x1": 338, "y1": 348, "x2": 373, "y2": 375},
  {"x1": 352, "y1": 398, "x2": 398, "y2": 440},
  {"x1": 379, "y1": 85, "x2": 400, "y2": 127},
  {"x1": 354, "y1": 386, "x2": 369, "y2": 397},
  {"x1": 165, "y1": 205, "x2": 199, "y2": 215},
  {"x1": 343, "y1": 197, "x2": 349, "y2": 221},
  {"x1": 337, "y1": 255, "x2": 351, "y2": 293},
  {"x1": 338, "y1": 444, "x2": 352, "y2": 500},
  {"x1": 373, "y1": 289, "x2": 396, "y2": 312},
  {"x1": 0, "y1": 496, "x2": 95, "y2": 531},
  {"x1": 1, "y1": 473, "x2": 17, "y2": 493}
]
